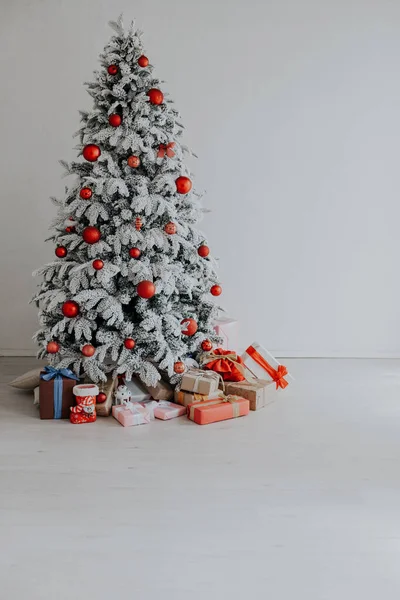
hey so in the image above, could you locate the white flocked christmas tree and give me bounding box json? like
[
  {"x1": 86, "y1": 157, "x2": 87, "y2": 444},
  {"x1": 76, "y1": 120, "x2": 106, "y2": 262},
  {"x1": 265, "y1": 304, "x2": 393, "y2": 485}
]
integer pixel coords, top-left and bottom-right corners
[{"x1": 33, "y1": 15, "x2": 222, "y2": 385}]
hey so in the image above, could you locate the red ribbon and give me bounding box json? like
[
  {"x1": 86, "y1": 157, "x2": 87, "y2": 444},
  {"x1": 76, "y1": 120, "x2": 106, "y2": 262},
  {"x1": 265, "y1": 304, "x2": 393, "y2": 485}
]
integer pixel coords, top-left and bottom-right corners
[
  {"x1": 246, "y1": 345, "x2": 289, "y2": 390},
  {"x1": 158, "y1": 142, "x2": 175, "y2": 158}
]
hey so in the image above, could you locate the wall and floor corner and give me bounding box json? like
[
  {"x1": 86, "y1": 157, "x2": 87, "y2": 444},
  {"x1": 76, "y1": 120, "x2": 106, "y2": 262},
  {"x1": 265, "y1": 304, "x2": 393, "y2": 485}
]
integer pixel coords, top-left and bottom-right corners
[{"x1": 0, "y1": 0, "x2": 399, "y2": 358}]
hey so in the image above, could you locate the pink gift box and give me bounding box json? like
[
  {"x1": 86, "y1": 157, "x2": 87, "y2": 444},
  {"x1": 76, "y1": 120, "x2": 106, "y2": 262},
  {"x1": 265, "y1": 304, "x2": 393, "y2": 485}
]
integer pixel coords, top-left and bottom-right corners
[
  {"x1": 112, "y1": 402, "x2": 151, "y2": 427},
  {"x1": 153, "y1": 401, "x2": 186, "y2": 421},
  {"x1": 213, "y1": 317, "x2": 239, "y2": 350}
]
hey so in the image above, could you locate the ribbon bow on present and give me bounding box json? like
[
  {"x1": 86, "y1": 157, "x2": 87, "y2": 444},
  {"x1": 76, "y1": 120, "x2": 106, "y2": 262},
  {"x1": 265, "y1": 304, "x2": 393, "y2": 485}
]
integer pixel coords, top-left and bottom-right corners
[
  {"x1": 201, "y1": 348, "x2": 246, "y2": 382},
  {"x1": 157, "y1": 142, "x2": 175, "y2": 158},
  {"x1": 40, "y1": 366, "x2": 79, "y2": 419},
  {"x1": 246, "y1": 345, "x2": 289, "y2": 390}
]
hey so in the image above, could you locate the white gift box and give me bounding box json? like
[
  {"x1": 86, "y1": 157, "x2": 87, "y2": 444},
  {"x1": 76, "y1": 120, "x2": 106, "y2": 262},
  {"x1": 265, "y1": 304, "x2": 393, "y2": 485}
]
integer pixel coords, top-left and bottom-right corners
[
  {"x1": 125, "y1": 378, "x2": 152, "y2": 403},
  {"x1": 242, "y1": 342, "x2": 291, "y2": 389},
  {"x1": 213, "y1": 317, "x2": 239, "y2": 350}
]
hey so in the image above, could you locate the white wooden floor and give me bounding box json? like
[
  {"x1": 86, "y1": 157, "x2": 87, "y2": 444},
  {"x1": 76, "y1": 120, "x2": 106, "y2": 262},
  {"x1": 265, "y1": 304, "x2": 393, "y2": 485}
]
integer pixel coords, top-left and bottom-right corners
[{"x1": 1, "y1": 357, "x2": 400, "y2": 599}]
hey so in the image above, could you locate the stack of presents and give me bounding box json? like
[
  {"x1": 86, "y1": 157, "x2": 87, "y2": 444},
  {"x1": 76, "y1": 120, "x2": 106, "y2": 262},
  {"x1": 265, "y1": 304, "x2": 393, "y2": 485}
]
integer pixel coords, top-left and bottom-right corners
[{"x1": 13, "y1": 317, "x2": 290, "y2": 427}]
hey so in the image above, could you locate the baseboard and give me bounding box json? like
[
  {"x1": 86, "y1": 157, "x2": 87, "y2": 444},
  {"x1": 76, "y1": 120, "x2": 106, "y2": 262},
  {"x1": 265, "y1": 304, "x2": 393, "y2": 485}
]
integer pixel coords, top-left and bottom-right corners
[{"x1": 0, "y1": 349, "x2": 37, "y2": 357}]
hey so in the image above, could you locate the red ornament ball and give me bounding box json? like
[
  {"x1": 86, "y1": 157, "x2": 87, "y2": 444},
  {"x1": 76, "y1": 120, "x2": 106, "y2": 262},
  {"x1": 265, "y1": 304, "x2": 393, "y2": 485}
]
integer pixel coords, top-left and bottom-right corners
[
  {"x1": 81, "y1": 344, "x2": 95, "y2": 357},
  {"x1": 127, "y1": 155, "x2": 140, "y2": 168},
  {"x1": 201, "y1": 339, "x2": 213, "y2": 352},
  {"x1": 198, "y1": 244, "x2": 210, "y2": 258},
  {"x1": 62, "y1": 300, "x2": 79, "y2": 318},
  {"x1": 55, "y1": 246, "x2": 67, "y2": 258},
  {"x1": 97, "y1": 392, "x2": 107, "y2": 404},
  {"x1": 82, "y1": 144, "x2": 101, "y2": 162},
  {"x1": 129, "y1": 247, "x2": 141, "y2": 259},
  {"x1": 174, "y1": 361, "x2": 185, "y2": 374},
  {"x1": 82, "y1": 226, "x2": 101, "y2": 244},
  {"x1": 65, "y1": 226, "x2": 75, "y2": 233},
  {"x1": 147, "y1": 88, "x2": 164, "y2": 105},
  {"x1": 124, "y1": 338, "x2": 136, "y2": 350},
  {"x1": 92, "y1": 259, "x2": 104, "y2": 270},
  {"x1": 46, "y1": 341, "x2": 60, "y2": 354},
  {"x1": 137, "y1": 280, "x2": 156, "y2": 299},
  {"x1": 176, "y1": 176, "x2": 192, "y2": 195},
  {"x1": 107, "y1": 64, "x2": 119, "y2": 75},
  {"x1": 211, "y1": 285, "x2": 222, "y2": 296},
  {"x1": 79, "y1": 187, "x2": 92, "y2": 200},
  {"x1": 138, "y1": 55, "x2": 149, "y2": 67},
  {"x1": 181, "y1": 318, "x2": 198, "y2": 336},
  {"x1": 109, "y1": 113, "x2": 122, "y2": 127},
  {"x1": 164, "y1": 222, "x2": 177, "y2": 235}
]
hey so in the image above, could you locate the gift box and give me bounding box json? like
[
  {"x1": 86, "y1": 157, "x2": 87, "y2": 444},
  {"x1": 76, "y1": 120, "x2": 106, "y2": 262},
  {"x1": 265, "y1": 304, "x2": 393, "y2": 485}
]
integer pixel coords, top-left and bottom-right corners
[
  {"x1": 143, "y1": 378, "x2": 174, "y2": 401},
  {"x1": 201, "y1": 348, "x2": 246, "y2": 382},
  {"x1": 242, "y1": 343, "x2": 289, "y2": 390},
  {"x1": 112, "y1": 402, "x2": 151, "y2": 427},
  {"x1": 213, "y1": 317, "x2": 239, "y2": 350},
  {"x1": 125, "y1": 377, "x2": 152, "y2": 402},
  {"x1": 187, "y1": 395, "x2": 249, "y2": 425},
  {"x1": 180, "y1": 368, "x2": 220, "y2": 396},
  {"x1": 223, "y1": 378, "x2": 273, "y2": 411},
  {"x1": 174, "y1": 389, "x2": 224, "y2": 408},
  {"x1": 153, "y1": 401, "x2": 186, "y2": 420},
  {"x1": 39, "y1": 366, "x2": 80, "y2": 419}
]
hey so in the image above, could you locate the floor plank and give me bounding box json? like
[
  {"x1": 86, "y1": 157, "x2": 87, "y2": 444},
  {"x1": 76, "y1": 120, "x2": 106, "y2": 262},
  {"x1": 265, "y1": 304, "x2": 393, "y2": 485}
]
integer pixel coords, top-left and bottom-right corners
[{"x1": 1, "y1": 357, "x2": 400, "y2": 599}]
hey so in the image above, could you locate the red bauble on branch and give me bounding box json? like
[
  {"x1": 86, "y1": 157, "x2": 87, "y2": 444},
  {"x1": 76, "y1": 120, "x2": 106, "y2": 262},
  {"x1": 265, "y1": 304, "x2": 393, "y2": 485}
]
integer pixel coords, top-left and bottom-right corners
[
  {"x1": 137, "y1": 280, "x2": 156, "y2": 299},
  {"x1": 46, "y1": 341, "x2": 60, "y2": 354},
  {"x1": 92, "y1": 259, "x2": 104, "y2": 270},
  {"x1": 201, "y1": 339, "x2": 213, "y2": 352},
  {"x1": 55, "y1": 246, "x2": 67, "y2": 258},
  {"x1": 65, "y1": 226, "x2": 75, "y2": 233},
  {"x1": 97, "y1": 392, "x2": 107, "y2": 404},
  {"x1": 138, "y1": 55, "x2": 149, "y2": 67},
  {"x1": 181, "y1": 318, "x2": 198, "y2": 336},
  {"x1": 164, "y1": 222, "x2": 177, "y2": 235},
  {"x1": 127, "y1": 155, "x2": 140, "y2": 168},
  {"x1": 174, "y1": 361, "x2": 185, "y2": 374},
  {"x1": 82, "y1": 226, "x2": 101, "y2": 244},
  {"x1": 109, "y1": 114, "x2": 122, "y2": 127},
  {"x1": 124, "y1": 338, "x2": 136, "y2": 350},
  {"x1": 210, "y1": 285, "x2": 222, "y2": 296},
  {"x1": 147, "y1": 88, "x2": 164, "y2": 105},
  {"x1": 129, "y1": 247, "x2": 141, "y2": 259},
  {"x1": 81, "y1": 344, "x2": 95, "y2": 357},
  {"x1": 82, "y1": 144, "x2": 101, "y2": 162},
  {"x1": 62, "y1": 300, "x2": 79, "y2": 318},
  {"x1": 107, "y1": 64, "x2": 118, "y2": 75},
  {"x1": 175, "y1": 176, "x2": 192, "y2": 194},
  {"x1": 79, "y1": 187, "x2": 92, "y2": 200},
  {"x1": 197, "y1": 245, "x2": 209, "y2": 258}
]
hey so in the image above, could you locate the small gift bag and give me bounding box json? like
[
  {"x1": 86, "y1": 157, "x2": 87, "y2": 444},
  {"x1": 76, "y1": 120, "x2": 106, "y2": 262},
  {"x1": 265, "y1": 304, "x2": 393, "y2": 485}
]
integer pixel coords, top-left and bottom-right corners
[
  {"x1": 242, "y1": 343, "x2": 289, "y2": 390},
  {"x1": 180, "y1": 368, "x2": 221, "y2": 396},
  {"x1": 187, "y1": 395, "x2": 249, "y2": 425},
  {"x1": 201, "y1": 348, "x2": 246, "y2": 382},
  {"x1": 39, "y1": 366, "x2": 80, "y2": 419}
]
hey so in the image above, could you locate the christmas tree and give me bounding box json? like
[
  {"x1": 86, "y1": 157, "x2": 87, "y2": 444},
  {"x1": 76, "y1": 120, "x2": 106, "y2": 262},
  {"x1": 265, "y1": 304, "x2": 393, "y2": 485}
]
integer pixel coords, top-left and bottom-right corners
[{"x1": 33, "y1": 16, "x2": 222, "y2": 385}]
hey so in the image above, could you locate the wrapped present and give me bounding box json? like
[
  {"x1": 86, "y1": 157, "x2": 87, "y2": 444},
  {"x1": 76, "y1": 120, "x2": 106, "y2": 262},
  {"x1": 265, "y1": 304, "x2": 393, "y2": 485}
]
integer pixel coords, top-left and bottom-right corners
[
  {"x1": 143, "y1": 378, "x2": 174, "y2": 401},
  {"x1": 201, "y1": 348, "x2": 246, "y2": 382},
  {"x1": 39, "y1": 366, "x2": 80, "y2": 419},
  {"x1": 180, "y1": 368, "x2": 221, "y2": 396},
  {"x1": 174, "y1": 389, "x2": 224, "y2": 408},
  {"x1": 138, "y1": 400, "x2": 158, "y2": 419},
  {"x1": 213, "y1": 317, "x2": 239, "y2": 350},
  {"x1": 112, "y1": 402, "x2": 151, "y2": 427},
  {"x1": 153, "y1": 401, "x2": 186, "y2": 420},
  {"x1": 125, "y1": 377, "x2": 152, "y2": 403},
  {"x1": 242, "y1": 343, "x2": 289, "y2": 390},
  {"x1": 187, "y1": 395, "x2": 249, "y2": 425},
  {"x1": 224, "y1": 378, "x2": 273, "y2": 411}
]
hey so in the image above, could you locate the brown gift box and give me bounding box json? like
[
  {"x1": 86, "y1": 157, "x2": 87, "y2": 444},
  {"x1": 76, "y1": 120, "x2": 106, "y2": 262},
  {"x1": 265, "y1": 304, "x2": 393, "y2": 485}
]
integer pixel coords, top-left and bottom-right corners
[
  {"x1": 144, "y1": 378, "x2": 174, "y2": 401},
  {"x1": 86, "y1": 375, "x2": 118, "y2": 417},
  {"x1": 174, "y1": 389, "x2": 224, "y2": 408},
  {"x1": 39, "y1": 372, "x2": 78, "y2": 419},
  {"x1": 180, "y1": 368, "x2": 220, "y2": 396},
  {"x1": 223, "y1": 378, "x2": 273, "y2": 411}
]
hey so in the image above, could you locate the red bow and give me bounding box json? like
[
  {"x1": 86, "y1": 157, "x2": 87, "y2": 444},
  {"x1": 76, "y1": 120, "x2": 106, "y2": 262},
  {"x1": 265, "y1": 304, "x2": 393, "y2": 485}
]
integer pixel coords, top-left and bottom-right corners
[
  {"x1": 158, "y1": 142, "x2": 175, "y2": 158},
  {"x1": 246, "y1": 345, "x2": 289, "y2": 390}
]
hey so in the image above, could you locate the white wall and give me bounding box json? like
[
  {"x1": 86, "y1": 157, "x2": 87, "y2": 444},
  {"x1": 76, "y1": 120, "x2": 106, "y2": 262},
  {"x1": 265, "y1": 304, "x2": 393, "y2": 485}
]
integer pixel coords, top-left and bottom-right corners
[{"x1": 1, "y1": 0, "x2": 400, "y2": 357}]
